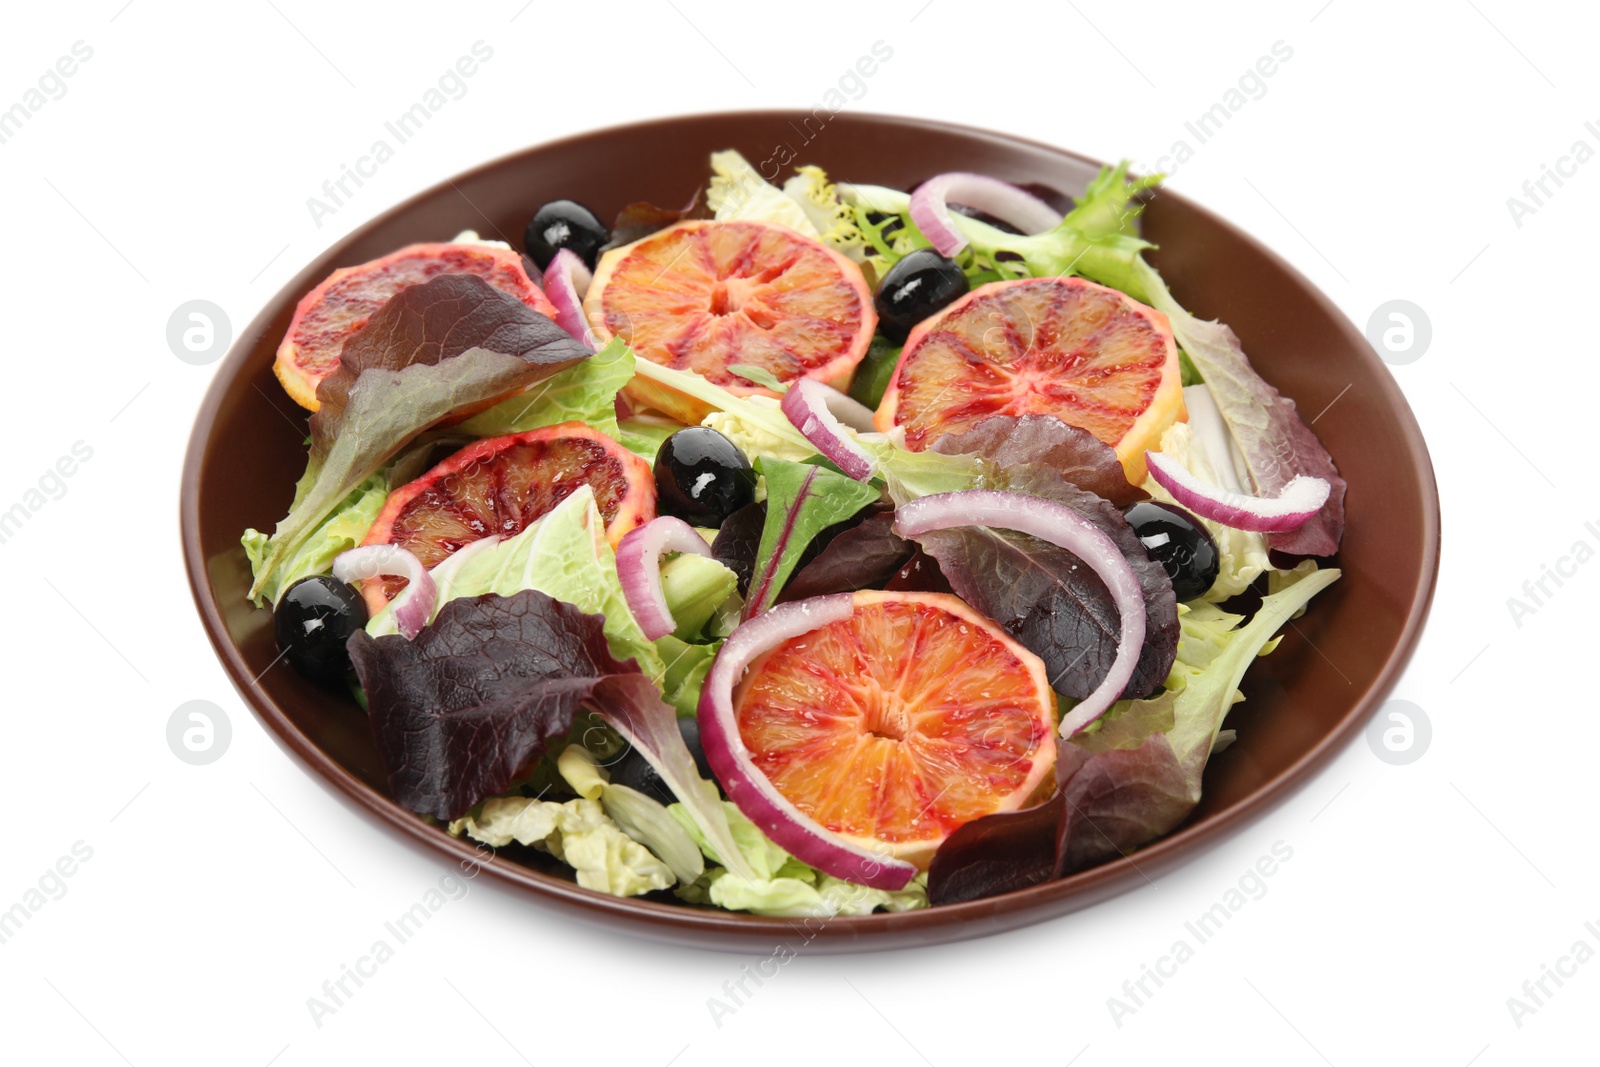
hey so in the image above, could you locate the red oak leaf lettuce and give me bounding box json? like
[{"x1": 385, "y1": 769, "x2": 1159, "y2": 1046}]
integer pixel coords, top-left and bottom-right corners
[
  {"x1": 777, "y1": 508, "x2": 912, "y2": 602},
  {"x1": 347, "y1": 589, "x2": 645, "y2": 821},
  {"x1": 929, "y1": 413, "x2": 1147, "y2": 508},
  {"x1": 348, "y1": 587, "x2": 760, "y2": 880},
  {"x1": 314, "y1": 272, "x2": 587, "y2": 431}
]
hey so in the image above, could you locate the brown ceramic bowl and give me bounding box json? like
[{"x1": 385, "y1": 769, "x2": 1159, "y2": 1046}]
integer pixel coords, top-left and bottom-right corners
[{"x1": 182, "y1": 111, "x2": 1439, "y2": 953}]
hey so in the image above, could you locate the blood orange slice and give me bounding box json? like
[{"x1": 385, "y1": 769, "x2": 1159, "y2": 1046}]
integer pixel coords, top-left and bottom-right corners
[
  {"x1": 357, "y1": 422, "x2": 654, "y2": 615},
  {"x1": 732, "y1": 590, "x2": 1057, "y2": 870},
  {"x1": 275, "y1": 242, "x2": 558, "y2": 411},
  {"x1": 875, "y1": 276, "x2": 1185, "y2": 484},
  {"x1": 583, "y1": 220, "x2": 876, "y2": 423}
]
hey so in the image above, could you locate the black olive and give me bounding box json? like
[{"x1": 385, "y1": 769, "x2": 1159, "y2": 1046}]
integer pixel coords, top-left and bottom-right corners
[
  {"x1": 874, "y1": 249, "x2": 969, "y2": 342},
  {"x1": 1122, "y1": 501, "x2": 1221, "y2": 601},
  {"x1": 274, "y1": 576, "x2": 369, "y2": 680},
  {"x1": 609, "y1": 718, "x2": 713, "y2": 804},
  {"x1": 653, "y1": 427, "x2": 757, "y2": 527},
  {"x1": 523, "y1": 199, "x2": 609, "y2": 271}
]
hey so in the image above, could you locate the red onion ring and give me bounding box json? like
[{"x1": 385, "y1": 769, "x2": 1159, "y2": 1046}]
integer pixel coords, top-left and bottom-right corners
[
  {"x1": 909, "y1": 173, "x2": 1063, "y2": 257},
  {"x1": 543, "y1": 248, "x2": 596, "y2": 351},
  {"x1": 333, "y1": 544, "x2": 435, "y2": 640},
  {"x1": 617, "y1": 517, "x2": 714, "y2": 640},
  {"x1": 779, "y1": 377, "x2": 876, "y2": 480},
  {"x1": 893, "y1": 490, "x2": 1145, "y2": 737},
  {"x1": 1145, "y1": 450, "x2": 1330, "y2": 533},
  {"x1": 697, "y1": 594, "x2": 919, "y2": 890},
  {"x1": 816, "y1": 381, "x2": 876, "y2": 432}
]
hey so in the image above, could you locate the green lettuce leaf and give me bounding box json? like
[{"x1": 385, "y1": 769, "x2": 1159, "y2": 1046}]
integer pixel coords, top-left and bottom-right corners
[
  {"x1": 745, "y1": 458, "x2": 883, "y2": 615},
  {"x1": 242, "y1": 470, "x2": 386, "y2": 606},
  {"x1": 1060, "y1": 159, "x2": 1162, "y2": 242},
  {"x1": 366, "y1": 486, "x2": 663, "y2": 674},
  {"x1": 366, "y1": 487, "x2": 736, "y2": 688},
  {"x1": 451, "y1": 796, "x2": 675, "y2": 897},
  {"x1": 707, "y1": 150, "x2": 821, "y2": 236},
  {"x1": 780, "y1": 165, "x2": 867, "y2": 260},
  {"x1": 1084, "y1": 564, "x2": 1341, "y2": 796},
  {"x1": 457, "y1": 337, "x2": 633, "y2": 439},
  {"x1": 614, "y1": 416, "x2": 681, "y2": 463},
  {"x1": 668, "y1": 795, "x2": 929, "y2": 917},
  {"x1": 847, "y1": 335, "x2": 902, "y2": 410},
  {"x1": 557, "y1": 745, "x2": 704, "y2": 884},
  {"x1": 654, "y1": 635, "x2": 720, "y2": 718},
  {"x1": 702, "y1": 398, "x2": 817, "y2": 465}
]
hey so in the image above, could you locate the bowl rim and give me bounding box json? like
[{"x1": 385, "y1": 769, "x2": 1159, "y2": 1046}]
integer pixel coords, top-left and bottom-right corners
[{"x1": 181, "y1": 109, "x2": 1440, "y2": 952}]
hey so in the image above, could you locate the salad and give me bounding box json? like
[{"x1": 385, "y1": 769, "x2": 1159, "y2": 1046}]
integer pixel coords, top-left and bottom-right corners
[{"x1": 239, "y1": 149, "x2": 1345, "y2": 917}]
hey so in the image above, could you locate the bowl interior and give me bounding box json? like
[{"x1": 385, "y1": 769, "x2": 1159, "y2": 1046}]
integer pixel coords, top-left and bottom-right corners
[{"x1": 183, "y1": 111, "x2": 1438, "y2": 952}]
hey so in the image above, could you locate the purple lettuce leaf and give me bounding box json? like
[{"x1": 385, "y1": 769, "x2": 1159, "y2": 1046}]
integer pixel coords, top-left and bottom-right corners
[
  {"x1": 914, "y1": 520, "x2": 1177, "y2": 702},
  {"x1": 913, "y1": 413, "x2": 1178, "y2": 699},
  {"x1": 348, "y1": 587, "x2": 758, "y2": 878},
  {"x1": 777, "y1": 508, "x2": 912, "y2": 603},
  {"x1": 930, "y1": 413, "x2": 1147, "y2": 508},
  {"x1": 905, "y1": 464, "x2": 1178, "y2": 703},
  {"x1": 606, "y1": 190, "x2": 706, "y2": 248},
  {"x1": 1139, "y1": 279, "x2": 1346, "y2": 557},
  {"x1": 346, "y1": 589, "x2": 635, "y2": 820},
  {"x1": 930, "y1": 719, "x2": 1190, "y2": 906},
  {"x1": 710, "y1": 501, "x2": 766, "y2": 596},
  {"x1": 314, "y1": 273, "x2": 588, "y2": 436}
]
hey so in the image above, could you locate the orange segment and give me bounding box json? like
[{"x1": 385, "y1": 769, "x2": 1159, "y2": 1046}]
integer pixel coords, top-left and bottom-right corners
[
  {"x1": 874, "y1": 277, "x2": 1185, "y2": 483},
  {"x1": 274, "y1": 242, "x2": 558, "y2": 411},
  {"x1": 734, "y1": 590, "x2": 1057, "y2": 869},
  {"x1": 358, "y1": 422, "x2": 654, "y2": 615},
  {"x1": 583, "y1": 220, "x2": 876, "y2": 423}
]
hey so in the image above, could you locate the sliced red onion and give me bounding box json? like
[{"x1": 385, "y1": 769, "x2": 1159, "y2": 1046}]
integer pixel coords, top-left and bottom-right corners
[
  {"x1": 617, "y1": 517, "x2": 713, "y2": 640},
  {"x1": 818, "y1": 381, "x2": 876, "y2": 432},
  {"x1": 780, "y1": 377, "x2": 876, "y2": 480},
  {"x1": 697, "y1": 594, "x2": 919, "y2": 890},
  {"x1": 893, "y1": 490, "x2": 1145, "y2": 738},
  {"x1": 333, "y1": 545, "x2": 435, "y2": 640},
  {"x1": 543, "y1": 248, "x2": 596, "y2": 351},
  {"x1": 909, "y1": 173, "x2": 1064, "y2": 257},
  {"x1": 1145, "y1": 449, "x2": 1330, "y2": 534},
  {"x1": 1182, "y1": 384, "x2": 1249, "y2": 493}
]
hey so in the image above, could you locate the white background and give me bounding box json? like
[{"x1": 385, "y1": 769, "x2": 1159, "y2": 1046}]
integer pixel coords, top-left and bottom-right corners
[{"x1": 1, "y1": 1, "x2": 1593, "y2": 1063}]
